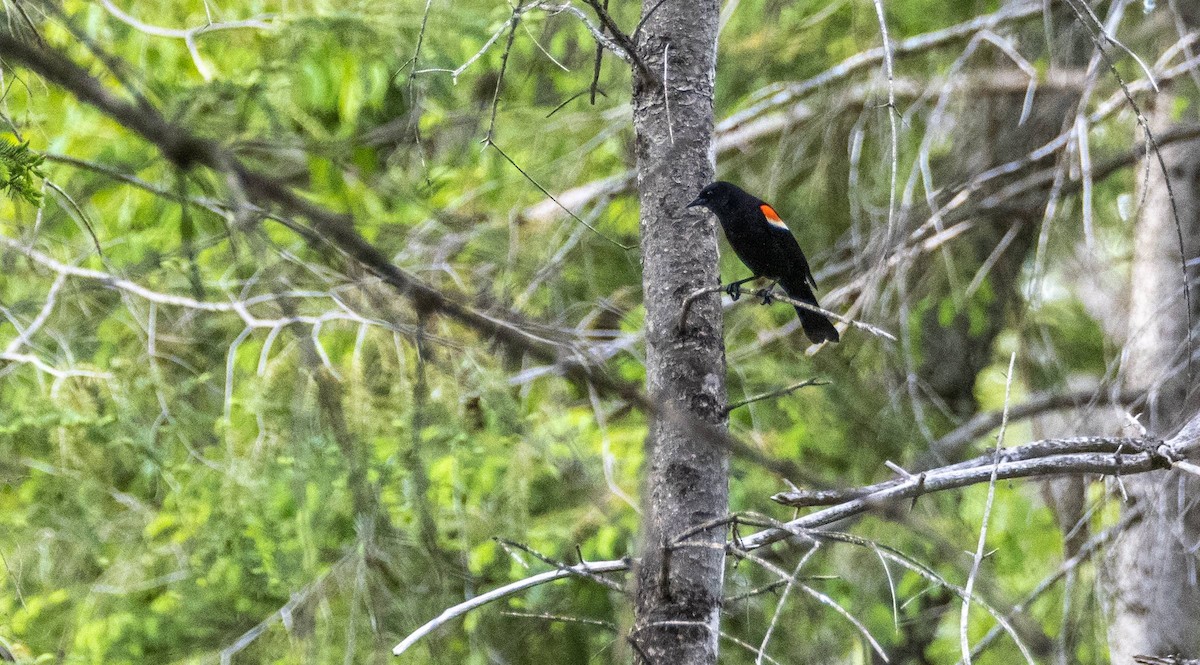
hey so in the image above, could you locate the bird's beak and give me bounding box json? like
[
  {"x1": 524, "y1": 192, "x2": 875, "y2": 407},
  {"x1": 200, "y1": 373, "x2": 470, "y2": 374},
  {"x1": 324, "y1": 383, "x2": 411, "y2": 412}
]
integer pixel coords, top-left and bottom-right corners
[{"x1": 685, "y1": 196, "x2": 703, "y2": 209}]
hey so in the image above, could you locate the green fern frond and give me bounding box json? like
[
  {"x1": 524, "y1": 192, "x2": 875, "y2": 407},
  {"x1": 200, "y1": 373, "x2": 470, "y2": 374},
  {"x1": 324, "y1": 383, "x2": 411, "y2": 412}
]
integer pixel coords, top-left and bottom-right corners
[{"x1": 0, "y1": 137, "x2": 45, "y2": 206}]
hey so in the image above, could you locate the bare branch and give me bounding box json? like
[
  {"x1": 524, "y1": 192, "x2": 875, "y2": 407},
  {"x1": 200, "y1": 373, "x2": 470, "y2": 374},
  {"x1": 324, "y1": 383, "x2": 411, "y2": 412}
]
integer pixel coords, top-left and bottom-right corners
[
  {"x1": 1134, "y1": 656, "x2": 1200, "y2": 665},
  {"x1": 751, "y1": 543, "x2": 825, "y2": 664},
  {"x1": 773, "y1": 436, "x2": 1155, "y2": 509},
  {"x1": 392, "y1": 410, "x2": 1200, "y2": 657},
  {"x1": 551, "y1": 3, "x2": 630, "y2": 64},
  {"x1": 960, "y1": 353, "x2": 1015, "y2": 665},
  {"x1": 0, "y1": 231, "x2": 414, "y2": 337},
  {"x1": 725, "y1": 379, "x2": 829, "y2": 414},
  {"x1": 931, "y1": 388, "x2": 1141, "y2": 461},
  {"x1": 0, "y1": 28, "x2": 654, "y2": 401},
  {"x1": 392, "y1": 559, "x2": 628, "y2": 656},
  {"x1": 98, "y1": 0, "x2": 274, "y2": 81},
  {"x1": 869, "y1": 0, "x2": 899, "y2": 243},
  {"x1": 748, "y1": 408, "x2": 1200, "y2": 551},
  {"x1": 962, "y1": 514, "x2": 1137, "y2": 661},
  {"x1": 678, "y1": 283, "x2": 897, "y2": 341},
  {"x1": 3, "y1": 271, "x2": 66, "y2": 354},
  {"x1": 719, "y1": 1, "x2": 1045, "y2": 133},
  {"x1": 578, "y1": 0, "x2": 653, "y2": 83},
  {"x1": 220, "y1": 554, "x2": 350, "y2": 664}
]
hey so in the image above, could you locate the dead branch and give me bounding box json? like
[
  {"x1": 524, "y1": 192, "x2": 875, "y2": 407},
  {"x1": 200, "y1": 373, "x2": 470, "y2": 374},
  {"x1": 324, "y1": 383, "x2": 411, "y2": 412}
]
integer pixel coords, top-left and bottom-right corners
[
  {"x1": 931, "y1": 388, "x2": 1142, "y2": 460},
  {"x1": 392, "y1": 559, "x2": 628, "y2": 656},
  {"x1": 963, "y1": 514, "x2": 1138, "y2": 661},
  {"x1": 748, "y1": 408, "x2": 1200, "y2": 552},
  {"x1": 98, "y1": 0, "x2": 274, "y2": 81},
  {"x1": 772, "y1": 436, "x2": 1155, "y2": 508},
  {"x1": 960, "y1": 353, "x2": 1015, "y2": 665},
  {"x1": 725, "y1": 379, "x2": 829, "y2": 414},
  {"x1": 720, "y1": 0, "x2": 1045, "y2": 133},
  {"x1": 550, "y1": 3, "x2": 630, "y2": 64},
  {"x1": 0, "y1": 25, "x2": 640, "y2": 400},
  {"x1": 578, "y1": 0, "x2": 653, "y2": 83},
  {"x1": 678, "y1": 282, "x2": 896, "y2": 341}
]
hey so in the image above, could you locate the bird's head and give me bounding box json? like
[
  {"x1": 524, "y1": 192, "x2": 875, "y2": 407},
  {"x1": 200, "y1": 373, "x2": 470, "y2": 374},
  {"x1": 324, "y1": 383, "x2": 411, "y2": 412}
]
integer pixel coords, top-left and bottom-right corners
[{"x1": 685, "y1": 181, "x2": 743, "y2": 213}]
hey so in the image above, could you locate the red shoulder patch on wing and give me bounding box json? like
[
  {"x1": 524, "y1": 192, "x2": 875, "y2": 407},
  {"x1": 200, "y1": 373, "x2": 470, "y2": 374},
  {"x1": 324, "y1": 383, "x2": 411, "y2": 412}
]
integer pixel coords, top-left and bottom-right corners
[{"x1": 760, "y1": 204, "x2": 789, "y2": 230}]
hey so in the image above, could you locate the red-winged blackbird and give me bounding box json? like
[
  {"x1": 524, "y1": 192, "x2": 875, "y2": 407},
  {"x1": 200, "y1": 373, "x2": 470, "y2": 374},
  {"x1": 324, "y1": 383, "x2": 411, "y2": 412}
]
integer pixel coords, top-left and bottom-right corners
[{"x1": 687, "y1": 181, "x2": 839, "y2": 344}]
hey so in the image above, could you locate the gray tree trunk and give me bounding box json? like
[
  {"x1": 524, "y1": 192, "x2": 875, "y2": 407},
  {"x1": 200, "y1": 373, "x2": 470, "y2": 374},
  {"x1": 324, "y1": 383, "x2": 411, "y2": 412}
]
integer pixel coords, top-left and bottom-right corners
[
  {"x1": 1107, "y1": 100, "x2": 1200, "y2": 662},
  {"x1": 629, "y1": 2, "x2": 728, "y2": 663}
]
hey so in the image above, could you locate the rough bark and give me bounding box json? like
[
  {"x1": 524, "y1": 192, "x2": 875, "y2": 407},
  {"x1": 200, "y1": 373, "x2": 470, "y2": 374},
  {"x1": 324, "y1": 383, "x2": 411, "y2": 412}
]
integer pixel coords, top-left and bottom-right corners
[
  {"x1": 629, "y1": 2, "x2": 728, "y2": 663},
  {"x1": 1107, "y1": 102, "x2": 1200, "y2": 661}
]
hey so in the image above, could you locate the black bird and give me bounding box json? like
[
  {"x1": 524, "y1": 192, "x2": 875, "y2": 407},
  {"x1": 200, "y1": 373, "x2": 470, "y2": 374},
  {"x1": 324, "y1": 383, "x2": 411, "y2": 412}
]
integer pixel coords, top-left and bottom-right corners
[{"x1": 687, "y1": 181, "x2": 839, "y2": 343}]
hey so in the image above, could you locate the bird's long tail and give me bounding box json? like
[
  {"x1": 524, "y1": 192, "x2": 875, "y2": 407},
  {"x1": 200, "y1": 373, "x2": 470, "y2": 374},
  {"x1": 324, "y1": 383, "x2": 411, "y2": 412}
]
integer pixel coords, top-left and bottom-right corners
[{"x1": 779, "y1": 273, "x2": 840, "y2": 344}]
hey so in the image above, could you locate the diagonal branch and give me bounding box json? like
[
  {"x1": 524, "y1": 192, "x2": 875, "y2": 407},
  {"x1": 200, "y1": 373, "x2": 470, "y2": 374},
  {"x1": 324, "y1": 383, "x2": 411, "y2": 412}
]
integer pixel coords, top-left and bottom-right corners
[
  {"x1": 578, "y1": 0, "x2": 653, "y2": 83},
  {"x1": 0, "y1": 26, "x2": 617, "y2": 390},
  {"x1": 930, "y1": 388, "x2": 1142, "y2": 460},
  {"x1": 719, "y1": 0, "x2": 1045, "y2": 133},
  {"x1": 392, "y1": 559, "x2": 628, "y2": 656}
]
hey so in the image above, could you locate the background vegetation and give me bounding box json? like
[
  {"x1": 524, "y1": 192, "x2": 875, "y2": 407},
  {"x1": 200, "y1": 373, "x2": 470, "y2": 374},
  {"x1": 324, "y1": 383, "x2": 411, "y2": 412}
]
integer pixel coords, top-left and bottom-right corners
[{"x1": 0, "y1": 0, "x2": 1192, "y2": 663}]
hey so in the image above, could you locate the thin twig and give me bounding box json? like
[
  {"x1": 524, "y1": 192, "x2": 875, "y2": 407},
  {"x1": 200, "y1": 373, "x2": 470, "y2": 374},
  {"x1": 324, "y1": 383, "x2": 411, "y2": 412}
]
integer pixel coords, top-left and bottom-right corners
[
  {"x1": 870, "y1": 0, "x2": 899, "y2": 243},
  {"x1": 720, "y1": 1, "x2": 1045, "y2": 132},
  {"x1": 393, "y1": 559, "x2": 628, "y2": 655},
  {"x1": 962, "y1": 514, "x2": 1138, "y2": 661},
  {"x1": 220, "y1": 554, "x2": 350, "y2": 664},
  {"x1": 588, "y1": 0, "x2": 608, "y2": 103},
  {"x1": 580, "y1": 0, "x2": 653, "y2": 82},
  {"x1": 812, "y1": 531, "x2": 1034, "y2": 664},
  {"x1": 725, "y1": 379, "x2": 829, "y2": 414},
  {"x1": 931, "y1": 388, "x2": 1140, "y2": 461},
  {"x1": 98, "y1": 0, "x2": 273, "y2": 80},
  {"x1": 493, "y1": 538, "x2": 625, "y2": 593},
  {"x1": 587, "y1": 382, "x2": 640, "y2": 511},
  {"x1": 679, "y1": 282, "x2": 897, "y2": 341},
  {"x1": 755, "y1": 544, "x2": 822, "y2": 664},
  {"x1": 960, "y1": 352, "x2": 1015, "y2": 664},
  {"x1": 483, "y1": 1, "x2": 525, "y2": 143},
  {"x1": 3, "y1": 272, "x2": 66, "y2": 354},
  {"x1": 488, "y1": 142, "x2": 633, "y2": 249},
  {"x1": 550, "y1": 4, "x2": 631, "y2": 64},
  {"x1": 731, "y1": 544, "x2": 889, "y2": 663},
  {"x1": 502, "y1": 611, "x2": 617, "y2": 629},
  {"x1": 1059, "y1": 0, "x2": 1193, "y2": 380}
]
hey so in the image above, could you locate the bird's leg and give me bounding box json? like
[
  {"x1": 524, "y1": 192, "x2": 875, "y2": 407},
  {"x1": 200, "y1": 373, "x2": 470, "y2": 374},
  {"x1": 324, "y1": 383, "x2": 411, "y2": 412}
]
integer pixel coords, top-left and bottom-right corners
[
  {"x1": 724, "y1": 276, "x2": 759, "y2": 301},
  {"x1": 756, "y1": 281, "x2": 779, "y2": 305}
]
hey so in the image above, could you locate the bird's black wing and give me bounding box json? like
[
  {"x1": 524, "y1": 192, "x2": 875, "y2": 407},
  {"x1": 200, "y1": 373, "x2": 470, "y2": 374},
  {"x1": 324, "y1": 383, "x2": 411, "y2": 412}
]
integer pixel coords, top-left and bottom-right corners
[{"x1": 759, "y1": 203, "x2": 817, "y2": 288}]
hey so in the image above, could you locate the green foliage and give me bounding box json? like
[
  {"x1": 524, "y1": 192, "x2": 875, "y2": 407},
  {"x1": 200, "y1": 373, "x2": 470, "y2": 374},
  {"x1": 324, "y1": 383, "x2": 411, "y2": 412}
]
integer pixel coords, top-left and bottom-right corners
[{"x1": 0, "y1": 137, "x2": 45, "y2": 205}]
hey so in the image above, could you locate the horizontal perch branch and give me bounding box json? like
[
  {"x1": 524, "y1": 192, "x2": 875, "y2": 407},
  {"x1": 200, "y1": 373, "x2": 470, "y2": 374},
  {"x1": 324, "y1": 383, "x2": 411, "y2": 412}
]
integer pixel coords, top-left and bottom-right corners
[
  {"x1": 678, "y1": 283, "x2": 897, "y2": 341},
  {"x1": 743, "y1": 409, "x2": 1200, "y2": 550},
  {"x1": 774, "y1": 436, "x2": 1154, "y2": 507}
]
